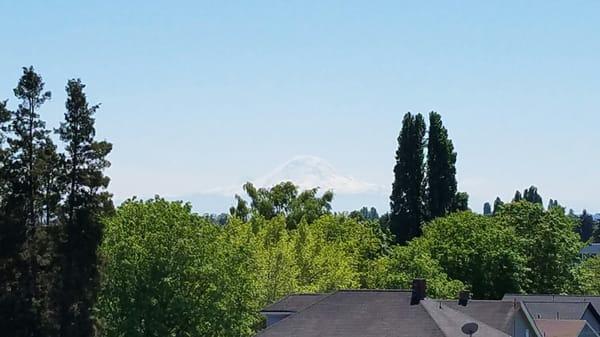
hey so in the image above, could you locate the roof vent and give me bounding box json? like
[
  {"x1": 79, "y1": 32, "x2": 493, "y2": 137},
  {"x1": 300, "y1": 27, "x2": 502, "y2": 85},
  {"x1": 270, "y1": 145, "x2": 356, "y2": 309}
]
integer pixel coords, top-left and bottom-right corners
[
  {"x1": 411, "y1": 278, "x2": 426, "y2": 305},
  {"x1": 458, "y1": 291, "x2": 470, "y2": 306}
]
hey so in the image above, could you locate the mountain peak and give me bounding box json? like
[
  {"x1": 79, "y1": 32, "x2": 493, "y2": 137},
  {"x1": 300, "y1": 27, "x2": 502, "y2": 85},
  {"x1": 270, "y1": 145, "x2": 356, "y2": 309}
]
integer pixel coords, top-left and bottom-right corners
[{"x1": 254, "y1": 155, "x2": 382, "y2": 194}]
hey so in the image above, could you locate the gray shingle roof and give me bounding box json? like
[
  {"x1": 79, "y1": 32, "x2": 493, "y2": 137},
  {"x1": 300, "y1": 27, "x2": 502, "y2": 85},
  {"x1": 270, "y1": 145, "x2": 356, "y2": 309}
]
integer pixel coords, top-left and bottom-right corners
[
  {"x1": 422, "y1": 300, "x2": 511, "y2": 337},
  {"x1": 256, "y1": 290, "x2": 447, "y2": 337},
  {"x1": 581, "y1": 243, "x2": 600, "y2": 255},
  {"x1": 261, "y1": 294, "x2": 328, "y2": 313},
  {"x1": 441, "y1": 300, "x2": 518, "y2": 334},
  {"x1": 524, "y1": 302, "x2": 589, "y2": 320},
  {"x1": 503, "y1": 294, "x2": 600, "y2": 318}
]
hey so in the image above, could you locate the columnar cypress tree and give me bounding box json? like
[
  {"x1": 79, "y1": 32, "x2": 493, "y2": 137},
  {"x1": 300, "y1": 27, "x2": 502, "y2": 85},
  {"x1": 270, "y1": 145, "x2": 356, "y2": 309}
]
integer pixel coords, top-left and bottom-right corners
[
  {"x1": 426, "y1": 111, "x2": 457, "y2": 219},
  {"x1": 57, "y1": 79, "x2": 112, "y2": 337},
  {"x1": 483, "y1": 202, "x2": 492, "y2": 216},
  {"x1": 523, "y1": 186, "x2": 543, "y2": 205},
  {"x1": 492, "y1": 197, "x2": 504, "y2": 215},
  {"x1": 513, "y1": 190, "x2": 522, "y2": 202},
  {"x1": 578, "y1": 210, "x2": 595, "y2": 242},
  {"x1": 390, "y1": 112, "x2": 426, "y2": 244}
]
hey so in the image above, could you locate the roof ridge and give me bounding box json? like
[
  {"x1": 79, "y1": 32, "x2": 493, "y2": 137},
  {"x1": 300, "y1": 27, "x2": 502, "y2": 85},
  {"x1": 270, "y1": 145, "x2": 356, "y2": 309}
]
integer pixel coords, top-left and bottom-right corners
[
  {"x1": 256, "y1": 291, "x2": 336, "y2": 335},
  {"x1": 506, "y1": 293, "x2": 600, "y2": 298},
  {"x1": 421, "y1": 299, "x2": 511, "y2": 337},
  {"x1": 336, "y1": 289, "x2": 412, "y2": 293}
]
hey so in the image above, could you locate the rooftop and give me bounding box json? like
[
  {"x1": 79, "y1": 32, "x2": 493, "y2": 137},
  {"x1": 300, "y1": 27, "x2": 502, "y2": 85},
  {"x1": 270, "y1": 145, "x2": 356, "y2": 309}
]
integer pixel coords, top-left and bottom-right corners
[{"x1": 256, "y1": 290, "x2": 510, "y2": 337}]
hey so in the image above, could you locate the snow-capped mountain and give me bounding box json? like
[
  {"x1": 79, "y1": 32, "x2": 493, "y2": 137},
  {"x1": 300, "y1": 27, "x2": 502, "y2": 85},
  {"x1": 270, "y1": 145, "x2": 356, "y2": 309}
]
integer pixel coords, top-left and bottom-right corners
[
  {"x1": 184, "y1": 155, "x2": 388, "y2": 213},
  {"x1": 254, "y1": 155, "x2": 383, "y2": 195}
]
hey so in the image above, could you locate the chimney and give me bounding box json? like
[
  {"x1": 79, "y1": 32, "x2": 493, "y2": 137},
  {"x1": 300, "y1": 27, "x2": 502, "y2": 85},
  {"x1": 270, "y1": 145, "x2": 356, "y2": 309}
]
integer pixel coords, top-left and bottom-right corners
[
  {"x1": 411, "y1": 278, "x2": 427, "y2": 305},
  {"x1": 458, "y1": 291, "x2": 470, "y2": 306}
]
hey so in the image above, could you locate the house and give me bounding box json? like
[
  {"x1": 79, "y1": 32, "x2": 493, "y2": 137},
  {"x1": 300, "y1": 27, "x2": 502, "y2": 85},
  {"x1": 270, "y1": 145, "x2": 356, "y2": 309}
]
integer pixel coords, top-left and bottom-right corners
[
  {"x1": 580, "y1": 243, "x2": 600, "y2": 256},
  {"x1": 256, "y1": 279, "x2": 600, "y2": 337}
]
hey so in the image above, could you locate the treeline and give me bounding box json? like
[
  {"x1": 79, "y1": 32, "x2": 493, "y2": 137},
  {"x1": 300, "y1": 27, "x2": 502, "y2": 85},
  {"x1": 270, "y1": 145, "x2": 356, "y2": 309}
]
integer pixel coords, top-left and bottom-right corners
[
  {"x1": 97, "y1": 185, "x2": 600, "y2": 337},
  {"x1": 0, "y1": 67, "x2": 112, "y2": 337},
  {"x1": 484, "y1": 186, "x2": 600, "y2": 242},
  {"x1": 2, "y1": 68, "x2": 599, "y2": 337}
]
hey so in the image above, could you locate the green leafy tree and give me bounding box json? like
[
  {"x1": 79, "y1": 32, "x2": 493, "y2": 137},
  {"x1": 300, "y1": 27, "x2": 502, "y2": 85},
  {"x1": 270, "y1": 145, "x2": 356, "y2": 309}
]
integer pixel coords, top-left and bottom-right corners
[
  {"x1": 350, "y1": 206, "x2": 379, "y2": 221},
  {"x1": 417, "y1": 211, "x2": 525, "y2": 299},
  {"x1": 426, "y1": 111, "x2": 457, "y2": 218},
  {"x1": 57, "y1": 79, "x2": 113, "y2": 337},
  {"x1": 390, "y1": 112, "x2": 426, "y2": 244},
  {"x1": 97, "y1": 198, "x2": 261, "y2": 337},
  {"x1": 574, "y1": 256, "x2": 600, "y2": 295},
  {"x1": 364, "y1": 240, "x2": 464, "y2": 299},
  {"x1": 230, "y1": 181, "x2": 333, "y2": 229},
  {"x1": 496, "y1": 202, "x2": 582, "y2": 294}
]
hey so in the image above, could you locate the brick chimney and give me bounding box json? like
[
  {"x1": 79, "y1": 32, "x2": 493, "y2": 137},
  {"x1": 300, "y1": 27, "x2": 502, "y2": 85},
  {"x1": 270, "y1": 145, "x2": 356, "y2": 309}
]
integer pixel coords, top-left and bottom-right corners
[
  {"x1": 458, "y1": 290, "x2": 470, "y2": 306},
  {"x1": 410, "y1": 278, "x2": 427, "y2": 305}
]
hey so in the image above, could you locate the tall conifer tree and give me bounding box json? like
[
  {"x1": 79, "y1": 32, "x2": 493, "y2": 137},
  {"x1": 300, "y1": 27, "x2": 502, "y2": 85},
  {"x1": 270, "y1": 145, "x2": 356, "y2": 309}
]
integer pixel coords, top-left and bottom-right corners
[
  {"x1": 3, "y1": 67, "x2": 54, "y2": 337},
  {"x1": 493, "y1": 197, "x2": 504, "y2": 215},
  {"x1": 578, "y1": 210, "x2": 595, "y2": 242},
  {"x1": 57, "y1": 79, "x2": 112, "y2": 337},
  {"x1": 483, "y1": 202, "x2": 492, "y2": 216},
  {"x1": 513, "y1": 190, "x2": 522, "y2": 202},
  {"x1": 426, "y1": 111, "x2": 457, "y2": 219},
  {"x1": 390, "y1": 112, "x2": 426, "y2": 244},
  {"x1": 523, "y1": 186, "x2": 543, "y2": 205}
]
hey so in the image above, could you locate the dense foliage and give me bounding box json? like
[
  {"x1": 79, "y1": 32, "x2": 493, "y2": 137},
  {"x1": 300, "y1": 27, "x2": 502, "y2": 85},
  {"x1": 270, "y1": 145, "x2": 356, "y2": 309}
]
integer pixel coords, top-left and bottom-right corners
[
  {"x1": 389, "y1": 112, "x2": 468, "y2": 244},
  {"x1": 2, "y1": 69, "x2": 599, "y2": 337},
  {"x1": 0, "y1": 67, "x2": 112, "y2": 337},
  {"x1": 98, "y1": 197, "x2": 396, "y2": 336},
  {"x1": 97, "y1": 198, "x2": 259, "y2": 337}
]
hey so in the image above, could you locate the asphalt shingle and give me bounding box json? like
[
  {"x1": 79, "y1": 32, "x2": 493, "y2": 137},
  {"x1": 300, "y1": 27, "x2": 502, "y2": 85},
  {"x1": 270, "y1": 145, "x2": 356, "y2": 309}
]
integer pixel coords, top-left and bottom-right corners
[{"x1": 257, "y1": 290, "x2": 446, "y2": 337}]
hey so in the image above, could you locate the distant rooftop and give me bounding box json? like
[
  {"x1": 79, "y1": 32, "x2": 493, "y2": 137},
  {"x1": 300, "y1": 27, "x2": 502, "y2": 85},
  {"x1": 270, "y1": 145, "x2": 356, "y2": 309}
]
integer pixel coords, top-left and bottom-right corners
[
  {"x1": 257, "y1": 290, "x2": 512, "y2": 337},
  {"x1": 580, "y1": 243, "x2": 600, "y2": 255},
  {"x1": 261, "y1": 293, "x2": 327, "y2": 313}
]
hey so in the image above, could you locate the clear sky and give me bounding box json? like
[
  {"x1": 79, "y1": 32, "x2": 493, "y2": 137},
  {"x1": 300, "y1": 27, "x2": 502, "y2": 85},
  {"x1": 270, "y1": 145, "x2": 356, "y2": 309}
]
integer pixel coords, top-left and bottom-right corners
[{"x1": 1, "y1": 1, "x2": 599, "y2": 214}]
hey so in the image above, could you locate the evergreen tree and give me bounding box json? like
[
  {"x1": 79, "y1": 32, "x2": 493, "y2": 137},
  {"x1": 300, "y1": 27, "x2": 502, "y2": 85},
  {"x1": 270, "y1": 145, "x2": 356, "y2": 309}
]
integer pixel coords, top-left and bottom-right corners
[
  {"x1": 578, "y1": 210, "x2": 595, "y2": 242},
  {"x1": 0, "y1": 96, "x2": 36, "y2": 337},
  {"x1": 451, "y1": 191, "x2": 469, "y2": 212},
  {"x1": 7, "y1": 67, "x2": 53, "y2": 226},
  {"x1": 483, "y1": 202, "x2": 492, "y2": 216},
  {"x1": 426, "y1": 111, "x2": 457, "y2": 218},
  {"x1": 57, "y1": 79, "x2": 112, "y2": 337},
  {"x1": 548, "y1": 199, "x2": 556, "y2": 209},
  {"x1": 523, "y1": 186, "x2": 543, "y2": 205},
  {"x1": 492, "y1": 197, "x2": 504, "y2": 215},
  {"x1": 390, "y1": 113, "x2": 426, "y2": 244},
  {"x1": 513, "y1": 190, "x2": 522, "y2": 202},
  {"x1": 3, "y1": 67, "x2": 54, "y2": 337}
]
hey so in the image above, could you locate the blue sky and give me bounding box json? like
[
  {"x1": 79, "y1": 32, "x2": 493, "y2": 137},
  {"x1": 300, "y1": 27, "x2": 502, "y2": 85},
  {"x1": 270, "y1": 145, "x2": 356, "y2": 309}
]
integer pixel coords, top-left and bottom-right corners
[{"x1": 1, "y1": 1, "x2": 599, "y2": 214}]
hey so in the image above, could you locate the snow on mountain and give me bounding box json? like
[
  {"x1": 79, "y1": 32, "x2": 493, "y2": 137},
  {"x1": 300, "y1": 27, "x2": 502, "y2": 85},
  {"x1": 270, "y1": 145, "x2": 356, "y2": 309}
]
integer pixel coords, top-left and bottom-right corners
[
  {"x1": 185, "y1": 155, "x2": 387, "y2": 213},
  {"x1": 254, "y1": 155, "x2": 383, "y2": 194}
]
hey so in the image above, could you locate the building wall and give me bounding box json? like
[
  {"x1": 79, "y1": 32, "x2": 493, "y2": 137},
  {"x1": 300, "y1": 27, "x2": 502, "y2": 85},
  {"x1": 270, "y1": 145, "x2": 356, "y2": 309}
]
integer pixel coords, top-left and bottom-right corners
[
  {"x1": 582, "y1": 309, "x2": 600, "y2": 335},
  {"x1": 264, "y1": 313, "x2": 291, "y2": 327},
  {"x1": 579, "y1": 324, "x2": 598, "y2": 337},
  {"x1": 514, "y1": 309, "x2": 536, "y2": 337}
]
